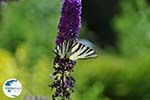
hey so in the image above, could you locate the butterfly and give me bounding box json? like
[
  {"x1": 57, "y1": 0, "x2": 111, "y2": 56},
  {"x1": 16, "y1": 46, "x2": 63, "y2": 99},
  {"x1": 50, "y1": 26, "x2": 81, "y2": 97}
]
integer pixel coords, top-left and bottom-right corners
[{"x1": 53, "y1": 40, "x2": 97, "y2": 61}]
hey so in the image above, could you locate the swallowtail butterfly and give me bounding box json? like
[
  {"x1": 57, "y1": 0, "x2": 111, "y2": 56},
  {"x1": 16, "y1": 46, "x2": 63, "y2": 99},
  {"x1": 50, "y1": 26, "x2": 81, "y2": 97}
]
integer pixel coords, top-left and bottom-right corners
[{"x1": 53, "y1": 40, "x2": 97, "y2": 61}]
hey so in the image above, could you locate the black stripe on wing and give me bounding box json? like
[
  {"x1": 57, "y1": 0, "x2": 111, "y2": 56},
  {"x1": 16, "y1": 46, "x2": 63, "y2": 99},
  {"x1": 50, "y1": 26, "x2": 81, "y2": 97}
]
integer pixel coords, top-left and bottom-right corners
[
  {"x1": 78, "y1": 46, "x2": 89, "y2": 56},
  {"x1": 71, "y1": 43, "x2": 82, "y2": 55},
  {"x1": 78, "y1": 45, "x2": 97, "y2": 59}
]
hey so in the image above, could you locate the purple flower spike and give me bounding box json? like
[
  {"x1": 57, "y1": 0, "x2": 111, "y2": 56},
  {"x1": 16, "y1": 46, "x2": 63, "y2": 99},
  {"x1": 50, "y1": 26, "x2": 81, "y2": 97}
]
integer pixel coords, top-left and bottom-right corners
[
  {"x1": 56, "y1": 0, "x2": 82, "y2": 45},
  {"x1": 50, "y1": 56, "x2": 76, "y2": 100},
  {"x1": 50, "y1": 0, "x2": 82, "y2": 100}
]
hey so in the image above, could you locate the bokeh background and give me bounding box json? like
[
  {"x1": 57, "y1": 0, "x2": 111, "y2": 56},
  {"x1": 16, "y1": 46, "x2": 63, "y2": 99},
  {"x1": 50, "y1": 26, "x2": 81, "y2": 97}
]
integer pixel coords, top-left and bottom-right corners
[{"x1": 1, "y1": 0, "x2": 150, "y2": 100}]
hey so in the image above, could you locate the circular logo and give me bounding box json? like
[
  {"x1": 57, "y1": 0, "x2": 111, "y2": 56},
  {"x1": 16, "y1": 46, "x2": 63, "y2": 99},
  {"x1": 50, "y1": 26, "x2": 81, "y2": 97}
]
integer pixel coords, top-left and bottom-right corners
[{"x1": 3, "y1": 78, "x2": 22, "y2": 98}]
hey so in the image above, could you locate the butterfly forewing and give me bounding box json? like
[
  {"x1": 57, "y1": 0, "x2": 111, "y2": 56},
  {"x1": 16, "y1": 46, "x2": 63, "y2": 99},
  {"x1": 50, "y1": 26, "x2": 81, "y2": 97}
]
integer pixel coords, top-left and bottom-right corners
[{"x1": 69, "y1": 42, "x2": 97, "y2": 60}]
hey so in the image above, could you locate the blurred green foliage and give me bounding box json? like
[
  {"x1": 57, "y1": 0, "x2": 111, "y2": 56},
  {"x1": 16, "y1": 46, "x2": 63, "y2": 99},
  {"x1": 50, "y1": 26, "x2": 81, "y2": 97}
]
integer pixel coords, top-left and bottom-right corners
[
  {"x1": 0, "y1": 0, "x2": 61, "y2": 67},
  {"x1": 0, "y1": 0, "x2": 150, "y2": 100},
  {"x1": 114, "y1": 0, "x2": 150, "y2": 57}
]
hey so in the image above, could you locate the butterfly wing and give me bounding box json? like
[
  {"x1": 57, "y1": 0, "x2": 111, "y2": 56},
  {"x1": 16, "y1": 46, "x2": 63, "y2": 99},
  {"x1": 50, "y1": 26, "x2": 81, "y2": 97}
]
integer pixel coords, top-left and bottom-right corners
[
  {"x1": 69, "y1": 42, "x2": 97, "y2": 61},
  {"x1": 53, "y1": 41, "x2": 97, "y2": 60},
  {"x1": 53, "y1": 41, "x2": 74, "y2": 58},
  {"x1": 53, "y1": 42, "x2": 66, "y2": 58}
]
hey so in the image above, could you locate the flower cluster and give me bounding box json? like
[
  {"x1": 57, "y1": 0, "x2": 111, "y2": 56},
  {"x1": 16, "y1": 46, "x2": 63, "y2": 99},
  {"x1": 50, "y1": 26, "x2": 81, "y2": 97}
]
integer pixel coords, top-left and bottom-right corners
[
  {"x1": 50, "y1": 57, "x2": 76, "y2": 100},
  {"x1": 56, "y1": 0, "x2": 82, "y2": 45},
  {"x1": 50, "y1": 0, "x2": 82, "y2": 100}
]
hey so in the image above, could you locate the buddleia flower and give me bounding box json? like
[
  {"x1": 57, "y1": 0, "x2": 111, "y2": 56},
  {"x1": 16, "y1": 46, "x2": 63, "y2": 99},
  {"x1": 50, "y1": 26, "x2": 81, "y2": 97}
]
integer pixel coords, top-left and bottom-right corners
[
  {"x1": 56, "y1": 0, "x2": 82, "y2": 45},
  {"x1": 50, "y1": 0, "x2": 97, "y2": 100}
]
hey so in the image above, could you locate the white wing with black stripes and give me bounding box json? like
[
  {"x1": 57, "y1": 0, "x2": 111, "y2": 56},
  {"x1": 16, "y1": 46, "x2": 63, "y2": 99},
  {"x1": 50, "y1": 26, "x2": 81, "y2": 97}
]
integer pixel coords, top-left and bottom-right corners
[
  {"x1": 69, "y1": 41, "x2": 97, "y2": 60},
  {"x1": 53, "y1": 41, "x2": 97, "y2": 61}
]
